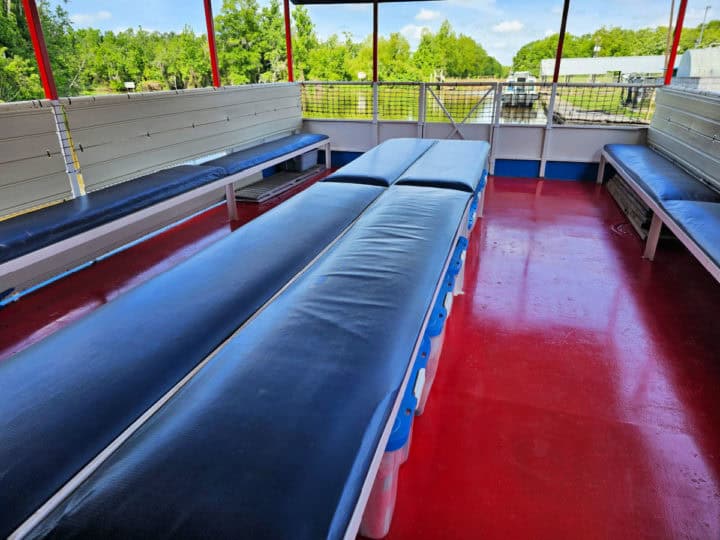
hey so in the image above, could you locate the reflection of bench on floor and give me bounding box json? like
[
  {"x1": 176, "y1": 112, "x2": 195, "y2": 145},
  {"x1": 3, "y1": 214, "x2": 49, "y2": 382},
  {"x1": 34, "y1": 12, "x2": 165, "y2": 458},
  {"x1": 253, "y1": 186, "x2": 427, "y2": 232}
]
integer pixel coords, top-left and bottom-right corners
[
  {"x1": 0, "y1": 84, "x2": 330, "y2": 299},
  {"x1": 597, "y1": 87, "x2": 720, "y2": 282},
  {"x1": 0, "y1": 137, "x2": 491, "y2": 540}
]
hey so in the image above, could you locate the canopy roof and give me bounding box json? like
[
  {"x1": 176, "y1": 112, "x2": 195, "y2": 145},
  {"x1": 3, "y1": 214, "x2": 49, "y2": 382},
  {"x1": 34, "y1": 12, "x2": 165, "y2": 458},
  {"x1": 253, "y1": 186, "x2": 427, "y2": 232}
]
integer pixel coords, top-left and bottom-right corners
[{"x1": 291, "y1": 0, "x2": 436, "y2": 4}]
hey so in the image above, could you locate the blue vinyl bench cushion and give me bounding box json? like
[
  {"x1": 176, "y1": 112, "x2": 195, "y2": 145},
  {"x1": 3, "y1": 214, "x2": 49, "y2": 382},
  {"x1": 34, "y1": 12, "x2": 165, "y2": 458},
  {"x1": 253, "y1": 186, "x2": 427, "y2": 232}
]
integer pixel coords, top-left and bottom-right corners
[
  {"x1": 663, "y1": 200, "x2": 720, "y2": 268},
  {"x1": 325, "y1": 138, "x2": 436, "y2": 187},
  {"x1": 0, "y1": 164, "x2": 226, "y2": 265},
  {"x1": 604, "y1": 144, "x2": 720, "y2": 205},
  {"x1": 0, "y1": 181, "x2": 382, "y2": 537},
  {"x1": 396, "y1": 140, "x2": 490, "y2": 193},
  {"x1": 204, "y1": 133, "x2": 328, "y2": 175},
  {"x1": 32, "y1": 186, "x2": 470, "y2": 540}
]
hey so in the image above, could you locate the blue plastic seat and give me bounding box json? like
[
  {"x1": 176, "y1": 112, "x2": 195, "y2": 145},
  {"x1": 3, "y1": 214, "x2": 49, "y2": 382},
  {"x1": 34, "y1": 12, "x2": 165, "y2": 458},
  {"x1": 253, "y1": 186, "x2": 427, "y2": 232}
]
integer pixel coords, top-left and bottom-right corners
[
  {"x1": 204, "y1": 133, "x2": 328, "y2": 175},
  {"x1": 325, "y1": 138, "x2": 436, "y2": 187},
  {"x1": 0, "y1": 182, "x2": 382, "y2": 537},
  {"x1": 604, "y1": 144, "x2": 720, "y2": 205},
  {"x1": 0, "y1": 165, "x2": 226, "y2": 264},
  {"x1": 662, "y1": 200, "x2": 720, "y2": 268},
  {"x1": 30, "y1": 186, "x2": 470, "y2": 540},
  {"x1": 396, "y1": 140, "x2": 490, "y2": 193}
]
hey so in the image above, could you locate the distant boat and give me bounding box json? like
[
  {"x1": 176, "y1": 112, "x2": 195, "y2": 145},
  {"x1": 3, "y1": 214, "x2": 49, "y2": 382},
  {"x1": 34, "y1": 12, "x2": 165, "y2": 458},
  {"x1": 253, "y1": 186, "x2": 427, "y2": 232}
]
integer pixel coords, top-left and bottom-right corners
[{"x1": 502, "y1": 71, "x2": 539, "y2": 107}]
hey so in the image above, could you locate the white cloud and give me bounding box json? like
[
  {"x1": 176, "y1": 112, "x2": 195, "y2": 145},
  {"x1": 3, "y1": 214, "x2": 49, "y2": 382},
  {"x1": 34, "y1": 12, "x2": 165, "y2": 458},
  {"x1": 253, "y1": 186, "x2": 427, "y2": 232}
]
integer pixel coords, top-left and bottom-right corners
[
  {"x1": 545, "y1": 29, "x2": 556, "y2": 37},
  {"x1": 400, "y1": 24, "x2": 430, "y2": 46},
  {"x1": 416, "y1": 8, "x2": 442, "y2": 22},
  {"x1": 70, "y1": 10, "x2": 112, "y2": 26},
  {"x1": 492, "y1": 20, "x2": 524, "y2": 33}
]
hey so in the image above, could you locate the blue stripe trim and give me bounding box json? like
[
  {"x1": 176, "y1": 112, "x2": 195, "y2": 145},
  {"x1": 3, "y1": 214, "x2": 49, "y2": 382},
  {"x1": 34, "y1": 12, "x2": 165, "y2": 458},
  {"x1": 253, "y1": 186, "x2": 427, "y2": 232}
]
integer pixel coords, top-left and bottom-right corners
[
  {"x1": 545, "y1": 161, "x2": 599, "y2": 181},
  {"x1": 494, "y1": 159, "x2": 540, "y2": 178}
]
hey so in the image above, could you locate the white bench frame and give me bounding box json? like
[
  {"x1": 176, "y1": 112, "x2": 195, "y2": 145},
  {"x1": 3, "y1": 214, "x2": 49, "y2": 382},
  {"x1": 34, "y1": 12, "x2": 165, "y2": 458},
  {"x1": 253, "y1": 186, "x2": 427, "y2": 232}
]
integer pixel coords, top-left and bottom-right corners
[
  {"x1": 0, "y1": 138, "x2": 332, "y2": 299},
  {"x1": 597, "y1": 148, "x2": 720, "y2": 283}
]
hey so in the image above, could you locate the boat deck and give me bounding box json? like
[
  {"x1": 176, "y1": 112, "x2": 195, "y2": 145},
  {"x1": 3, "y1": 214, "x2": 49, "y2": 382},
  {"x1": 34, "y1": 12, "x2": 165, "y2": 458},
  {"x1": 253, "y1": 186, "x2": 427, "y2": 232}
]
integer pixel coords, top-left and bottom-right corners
[{"x1": 1, "y1": 175, "x2": 718, "y2": 539}]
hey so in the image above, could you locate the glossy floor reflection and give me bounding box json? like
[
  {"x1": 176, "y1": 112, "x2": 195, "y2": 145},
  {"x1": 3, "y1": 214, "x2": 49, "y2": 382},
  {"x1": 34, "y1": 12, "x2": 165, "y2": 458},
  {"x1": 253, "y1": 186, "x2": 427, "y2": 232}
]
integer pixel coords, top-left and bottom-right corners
[
  {"x1": 1, "y1": 175, "x2": 718, "y2": 539},
  {"x1": 386, "y1": 177, "x2": 720, "y2": 540}
]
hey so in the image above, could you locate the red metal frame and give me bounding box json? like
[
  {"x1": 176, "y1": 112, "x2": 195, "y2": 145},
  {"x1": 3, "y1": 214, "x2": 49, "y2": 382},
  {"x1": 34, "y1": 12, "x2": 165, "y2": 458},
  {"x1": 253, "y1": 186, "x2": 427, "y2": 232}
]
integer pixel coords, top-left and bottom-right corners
[
  {"x1": 552, "y1": 0, "x2": 571, "y2": 83},
  {"x1": 203, "y1": 0, "x2": 221, "y2": 87},
  {"x1": 284, "y1": 0, "x2": 295, "y2": 82},
  {"x1": 21, "y1": 0, "x2": 58, "y2": 100},
  {"x1": 664, "y1": 0, "x2": 688, "y2": 85},
  {"x1": 372, "y1": 1, "x2": 378, "y2": 82}
]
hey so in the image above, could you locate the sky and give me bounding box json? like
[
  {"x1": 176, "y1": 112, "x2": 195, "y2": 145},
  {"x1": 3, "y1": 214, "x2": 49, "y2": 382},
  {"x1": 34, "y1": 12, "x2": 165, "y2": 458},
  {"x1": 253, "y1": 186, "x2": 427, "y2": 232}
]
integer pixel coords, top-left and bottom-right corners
[{"x1": 52, "y1": 0, "x2": 718, "y2": 65}]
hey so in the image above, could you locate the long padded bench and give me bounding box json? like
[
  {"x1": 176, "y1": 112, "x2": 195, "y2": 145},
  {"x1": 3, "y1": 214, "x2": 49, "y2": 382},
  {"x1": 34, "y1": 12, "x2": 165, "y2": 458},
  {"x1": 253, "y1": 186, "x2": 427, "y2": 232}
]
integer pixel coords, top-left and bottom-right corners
[
  {"x1": 325, "y1": 138, "x2": 436, "y2": 187},
  {"x1": 22, "y1": 185, "x2": 471, "y2": 540},
  {"x1": 3, "y1": 137, "x2": 489, "y2": 539},
  {"x1": 597, "y1": 88, "x2": 720, "y2": 282},
  {"x1": 0, "y1": 181, "x2": 382, "y2": 537},
  {"x1": 0, "y1": 133, "x2": 330, "y2": 299}
]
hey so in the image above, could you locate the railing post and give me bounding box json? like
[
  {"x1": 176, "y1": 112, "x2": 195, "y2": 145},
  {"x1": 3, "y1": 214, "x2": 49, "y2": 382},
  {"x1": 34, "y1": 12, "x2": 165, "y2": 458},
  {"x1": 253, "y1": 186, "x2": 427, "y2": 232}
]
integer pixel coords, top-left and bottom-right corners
[
  {"x1": 417, "y1": 83, "x2": 426, "y2": 138},
  {"x1": 539, "y1": 82, "x2": 558, "y2": 178},
  {"x1": 203, "y1": 0, "x2": 221, "y2": 87},
  {"x1": 664, "y1": 0, "x2": 688, "y2": 85},
  {"x1": 283, "y1": 0, "x2": 294, "y2": 82},
  {"x1": 372, "y1": 82, "x2": 379, "y2": 145},
  {"x1": 488, "y1": 82, "x2": 502, "y2": 175}
]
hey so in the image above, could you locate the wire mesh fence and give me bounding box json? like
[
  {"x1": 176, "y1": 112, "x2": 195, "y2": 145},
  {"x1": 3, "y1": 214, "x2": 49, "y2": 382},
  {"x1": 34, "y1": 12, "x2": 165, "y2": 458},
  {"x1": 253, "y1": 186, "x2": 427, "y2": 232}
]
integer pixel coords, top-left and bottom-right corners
[
  {"x1": 552, "y1": 83, "x2": 658, "y2": 125},
  {"x1": 300, "y1": 81, "x2": 661, "y2": 126},
  {"x1": 300, "y1": 82, "x2": 373, "y2": 120},
  {"x1": 377, "y1": 83, "x2": 420, "y2": 121},
  {"x1": 424, "y1": 83, "x2": 496, "y2": 124}
]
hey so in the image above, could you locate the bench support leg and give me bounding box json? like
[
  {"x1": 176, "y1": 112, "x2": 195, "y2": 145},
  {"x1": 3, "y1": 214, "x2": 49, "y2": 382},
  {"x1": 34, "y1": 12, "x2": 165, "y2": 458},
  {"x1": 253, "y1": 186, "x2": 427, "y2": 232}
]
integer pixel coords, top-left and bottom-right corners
[
  {"x1": 225, "y1": 183, "x2": 239, "y2": 221},
  {"x1": 324, "y1": 143, "x2": 332, "y2": 170},
  {"x1": 643, "y1": 213, "x2": 662, "y2": 261},
  {"x1": 477, "y1": 188, "x2": 485, "y2": 218},
  {"x1": 596, "y1": 154, "x2": 606, "y2": 185}
]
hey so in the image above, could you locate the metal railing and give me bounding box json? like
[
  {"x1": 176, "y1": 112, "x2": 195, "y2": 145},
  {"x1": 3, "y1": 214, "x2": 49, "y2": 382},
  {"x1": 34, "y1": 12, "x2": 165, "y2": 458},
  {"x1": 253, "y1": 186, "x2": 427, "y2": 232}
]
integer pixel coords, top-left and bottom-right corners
[
  {"x1": 671, "y1": 77, "x2": 720, "y2": 94},
  {"x1": 300, "y1": 81, "x2": 662, "y2": 127}
]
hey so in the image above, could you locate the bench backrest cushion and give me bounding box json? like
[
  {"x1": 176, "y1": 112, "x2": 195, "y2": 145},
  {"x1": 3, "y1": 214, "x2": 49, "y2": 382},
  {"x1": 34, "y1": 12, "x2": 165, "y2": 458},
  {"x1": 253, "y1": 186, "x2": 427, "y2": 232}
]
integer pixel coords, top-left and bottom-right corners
[
  {"x1": 0, "y1": 164, "x2": 226, "y2": 265},
  {"x1": 31, "y1": 186, "x2": 470, "y2": 540},
  {"x1": 0, "y1": 181, "x2": 382, "y2": 537},
  {"x1": 0, "y1": 100, "x2": 70, "y2": 218},
  {"x1": 62, "y1": 84, "x2": 302, "y2": 192},
  {"x1": 204, "y1": 133, "x2": 328, "y2": 175},
  {"x1": 396, "y1": 140, "x2": 490, "y2": 192},
  {"x1": 648, "y1": 87, "x2": 720, "y2": 192},
  {"x1": 325, "y1": 138, "x2": 436, "y2": 187}
]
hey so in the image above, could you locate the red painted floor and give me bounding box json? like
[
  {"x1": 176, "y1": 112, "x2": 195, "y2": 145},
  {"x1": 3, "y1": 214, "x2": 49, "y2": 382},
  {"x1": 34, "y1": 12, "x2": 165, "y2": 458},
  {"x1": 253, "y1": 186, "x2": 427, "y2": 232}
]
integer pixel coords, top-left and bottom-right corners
[
  {"x1": 1, "y1": 176, "x2": 719, "y2": 538},
  {"x1": 387, "y1": 178, "x2": 720, "y2": 540}
]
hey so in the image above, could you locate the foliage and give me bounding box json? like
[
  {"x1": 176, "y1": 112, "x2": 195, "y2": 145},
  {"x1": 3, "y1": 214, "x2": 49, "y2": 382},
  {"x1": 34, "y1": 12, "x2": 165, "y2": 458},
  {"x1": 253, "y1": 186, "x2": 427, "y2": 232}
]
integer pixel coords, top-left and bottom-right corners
[
  {"x1": 513, "y1": 22, "x2": 720, "y2": 75},
  {"x1": 0, "y1": 0, "x2": 718, "y2": 102}
]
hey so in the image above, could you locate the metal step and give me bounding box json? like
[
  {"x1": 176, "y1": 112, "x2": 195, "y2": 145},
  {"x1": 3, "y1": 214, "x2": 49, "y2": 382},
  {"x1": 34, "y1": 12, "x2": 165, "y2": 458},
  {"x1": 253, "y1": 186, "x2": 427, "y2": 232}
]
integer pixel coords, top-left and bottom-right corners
[{"x1": 234, "y1": 166, "x2": 323, "y2": 203}]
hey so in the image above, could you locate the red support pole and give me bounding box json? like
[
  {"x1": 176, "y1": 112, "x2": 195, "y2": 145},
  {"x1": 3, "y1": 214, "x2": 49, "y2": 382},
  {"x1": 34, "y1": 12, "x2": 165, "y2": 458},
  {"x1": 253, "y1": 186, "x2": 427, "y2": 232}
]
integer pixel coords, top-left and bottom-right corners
[
  {"x1": 21, "y1": 0, "x2": 57, "y2": 100},
  {"x1": 372, "y1": 1, "x2": 378, "y2": 82},
  {"x1": 204, "y1": 0, "x2": 221, "y2": 87},
  {"x1": 283, "y1": 0, "x2": 294, "y2": 82},
  {"x1": 552, "y1": 0, "x2": 571, "y2": 83},
  {"x1": 664, "y1": 0, "x2": 688, "y2": 85}
]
